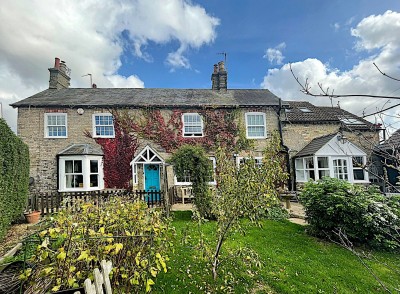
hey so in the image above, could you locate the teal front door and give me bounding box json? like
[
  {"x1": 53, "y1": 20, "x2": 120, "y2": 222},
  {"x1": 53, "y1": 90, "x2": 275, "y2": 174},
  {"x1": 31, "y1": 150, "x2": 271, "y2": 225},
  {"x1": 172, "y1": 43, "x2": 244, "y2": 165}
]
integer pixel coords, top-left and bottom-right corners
[{"x1": 144, "y1": 164, "x2": 160, "y2": 191}]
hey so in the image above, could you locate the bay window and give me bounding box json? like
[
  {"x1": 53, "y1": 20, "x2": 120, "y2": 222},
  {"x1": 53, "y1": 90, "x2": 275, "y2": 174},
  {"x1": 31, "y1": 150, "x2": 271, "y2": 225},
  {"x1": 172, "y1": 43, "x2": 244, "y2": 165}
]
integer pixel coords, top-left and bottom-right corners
[{"x1": 59, "y1": 155, "x2": 104, "y2": 192}]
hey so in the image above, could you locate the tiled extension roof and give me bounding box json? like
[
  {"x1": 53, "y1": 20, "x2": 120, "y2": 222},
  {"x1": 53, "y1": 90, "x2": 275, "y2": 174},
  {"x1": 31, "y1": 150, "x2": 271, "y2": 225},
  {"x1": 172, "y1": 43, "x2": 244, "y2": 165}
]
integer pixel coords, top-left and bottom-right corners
[
  {"x1": 283, "y1": 101, "x2": 375, "y2": 130},
  {"x1": 294, "y1": 133, "x2": 336, "y2": 158},
  {"x1": 11, "y1": 88, "x2": 284, "y2": 108}
]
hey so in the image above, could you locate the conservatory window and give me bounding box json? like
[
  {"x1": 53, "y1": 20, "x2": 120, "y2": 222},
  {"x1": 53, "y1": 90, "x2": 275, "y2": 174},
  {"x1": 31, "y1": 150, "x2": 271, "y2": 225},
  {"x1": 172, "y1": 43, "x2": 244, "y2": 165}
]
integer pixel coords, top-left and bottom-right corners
[
  {"x1": 352, "y1": 156, "x2": 366, "y2": 181},
  {"x1": 333, "y1": 158, "x2": 348, "y2": 180}
]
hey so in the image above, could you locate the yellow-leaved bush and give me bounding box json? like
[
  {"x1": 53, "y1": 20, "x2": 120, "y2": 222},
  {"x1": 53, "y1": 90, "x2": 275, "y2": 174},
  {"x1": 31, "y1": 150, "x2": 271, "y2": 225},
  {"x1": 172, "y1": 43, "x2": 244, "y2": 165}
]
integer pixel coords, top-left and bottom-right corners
[{"x1": 23, "y1": 197, "x2": 173, "y2": 293}]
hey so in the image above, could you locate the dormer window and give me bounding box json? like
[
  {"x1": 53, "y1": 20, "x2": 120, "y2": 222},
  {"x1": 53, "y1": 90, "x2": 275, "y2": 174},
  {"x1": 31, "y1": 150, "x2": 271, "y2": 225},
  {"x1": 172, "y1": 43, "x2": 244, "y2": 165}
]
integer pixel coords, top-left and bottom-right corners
[{"x1": 182, "y1": 113, "x2": 203, "y2": 137}]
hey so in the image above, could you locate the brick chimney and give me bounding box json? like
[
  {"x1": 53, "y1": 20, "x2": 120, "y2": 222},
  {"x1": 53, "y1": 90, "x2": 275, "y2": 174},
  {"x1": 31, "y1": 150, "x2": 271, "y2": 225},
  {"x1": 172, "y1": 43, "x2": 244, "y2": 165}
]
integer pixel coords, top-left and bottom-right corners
[
  {"x1": 211, "y1": 64, "x2": 219, "y2": 90},
  {"x1": 218, "y1": 61, "x2": 227, "y2": 90},
  {"x1": 49, "y1": 57, "x2": 71, "y2": 89},
  {"x1": 211, "y1": 61, "x2": 228, "y2": 90}
]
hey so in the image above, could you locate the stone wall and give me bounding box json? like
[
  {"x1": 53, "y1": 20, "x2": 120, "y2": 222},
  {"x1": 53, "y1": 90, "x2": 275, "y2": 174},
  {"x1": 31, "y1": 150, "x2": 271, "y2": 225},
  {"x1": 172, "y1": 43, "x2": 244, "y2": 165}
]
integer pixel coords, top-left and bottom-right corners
[{"x1": 17, "y1": 106, "x2": 280, "y2": 194}]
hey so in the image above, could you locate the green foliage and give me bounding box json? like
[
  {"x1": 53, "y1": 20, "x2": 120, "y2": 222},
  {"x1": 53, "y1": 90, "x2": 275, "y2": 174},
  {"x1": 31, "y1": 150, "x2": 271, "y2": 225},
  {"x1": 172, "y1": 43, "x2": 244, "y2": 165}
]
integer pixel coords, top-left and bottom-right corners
[
  {"x1": 300, "y1": 178, "x2": 400, "y2": 250},
  {"x1": 0, "y1": 118, "x2": 30, "y2": 240},
  {"x1": 169, "y1": 145, "x2": 214, "y2": 219},
  {"x1": 211, "y1": 132, "x2": 288, "y2": 278},
  {"x1": 265, "y1": 205, "x2": 290, "y2": 220},
  {"x1": 156, "y1": 212, "x2": 400, "y2": 293},
  {"x1": 23, "y1": 197, "x2": 172, "y2": 293}
]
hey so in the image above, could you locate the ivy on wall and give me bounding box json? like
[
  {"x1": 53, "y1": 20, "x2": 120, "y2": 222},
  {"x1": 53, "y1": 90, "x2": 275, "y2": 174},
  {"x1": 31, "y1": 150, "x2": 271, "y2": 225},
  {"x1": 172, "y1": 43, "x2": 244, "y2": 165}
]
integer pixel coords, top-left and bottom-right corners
[
  {"x1": 131, "y1": 108, "x2": 249, "y2": 152},
  {"x1": 87, "y1": 113, "x2": 138, "y2": 189},
  {"x1": 88, "y1": 108, "x2": 253, "y2": 189},
  {"x1": 0, "y1": 118, "x2": 30, "y2": 240}
]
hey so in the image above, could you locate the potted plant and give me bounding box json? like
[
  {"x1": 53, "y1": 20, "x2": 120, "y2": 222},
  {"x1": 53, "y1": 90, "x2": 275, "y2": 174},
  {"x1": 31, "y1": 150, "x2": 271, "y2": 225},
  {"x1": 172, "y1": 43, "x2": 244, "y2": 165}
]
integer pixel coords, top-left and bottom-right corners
[{"x1": 24, "y1": 209, "x2": 41, "y2": 224}]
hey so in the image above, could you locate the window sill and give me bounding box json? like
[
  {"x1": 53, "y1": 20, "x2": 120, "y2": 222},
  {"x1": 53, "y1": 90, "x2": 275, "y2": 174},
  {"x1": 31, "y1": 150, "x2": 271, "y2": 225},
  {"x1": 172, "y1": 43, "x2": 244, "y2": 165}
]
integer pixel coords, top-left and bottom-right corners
[
  {"x1": 93, "y1": 135, "x2": 115, "y2": 139},
  {"x1": 59, "y1": 187, "x2": 101, "y2": 192}
]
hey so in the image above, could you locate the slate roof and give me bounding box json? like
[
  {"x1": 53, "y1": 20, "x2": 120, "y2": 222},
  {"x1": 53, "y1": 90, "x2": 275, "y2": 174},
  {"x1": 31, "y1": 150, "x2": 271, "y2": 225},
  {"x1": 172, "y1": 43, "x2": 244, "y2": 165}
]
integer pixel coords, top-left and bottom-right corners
[
  {"x1": 11, "y1": 88, "x2": 284, "y2": 108},
  {"x1": 294, "y1": 133, "x2": 337, "y2": 158},
  {"x1": 379, "y1": 129, "x2": 400, "y2": 150},
  {"x1": 58, "y1": 143, "x2": 103, "y2": 156},
  {"x1": 283, "y1": 101, "x2": 375, "y2": 130}
]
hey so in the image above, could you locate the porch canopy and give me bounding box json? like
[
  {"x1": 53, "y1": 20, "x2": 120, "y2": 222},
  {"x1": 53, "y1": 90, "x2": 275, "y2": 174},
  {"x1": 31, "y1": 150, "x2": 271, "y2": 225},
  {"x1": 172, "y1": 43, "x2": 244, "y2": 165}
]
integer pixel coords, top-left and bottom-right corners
[{"x1": 130, "y1": 145, "x2": 165, "y2": 190}]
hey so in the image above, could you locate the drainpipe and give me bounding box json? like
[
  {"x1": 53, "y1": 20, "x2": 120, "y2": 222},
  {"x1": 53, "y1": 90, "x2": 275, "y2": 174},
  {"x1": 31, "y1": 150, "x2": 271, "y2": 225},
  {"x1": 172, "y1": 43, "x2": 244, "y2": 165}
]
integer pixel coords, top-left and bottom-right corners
[{"x1": 277, "y1": 100, "x2": 291, "y2": 190}]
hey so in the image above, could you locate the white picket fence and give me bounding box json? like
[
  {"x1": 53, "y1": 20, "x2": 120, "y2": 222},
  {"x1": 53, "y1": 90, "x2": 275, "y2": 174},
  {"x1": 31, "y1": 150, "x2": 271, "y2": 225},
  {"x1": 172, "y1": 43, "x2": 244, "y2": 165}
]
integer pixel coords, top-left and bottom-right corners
[{"x1": 76, "y1": 260, "x2": 112, "y2": 294}]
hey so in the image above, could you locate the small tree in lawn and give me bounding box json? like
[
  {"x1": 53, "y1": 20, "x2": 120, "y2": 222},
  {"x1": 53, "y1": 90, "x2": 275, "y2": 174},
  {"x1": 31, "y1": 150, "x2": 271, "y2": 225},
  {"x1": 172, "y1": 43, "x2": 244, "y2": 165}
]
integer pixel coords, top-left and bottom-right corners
[{"x1": 211, "y1": 132, "x2": 288, "y2": 279}]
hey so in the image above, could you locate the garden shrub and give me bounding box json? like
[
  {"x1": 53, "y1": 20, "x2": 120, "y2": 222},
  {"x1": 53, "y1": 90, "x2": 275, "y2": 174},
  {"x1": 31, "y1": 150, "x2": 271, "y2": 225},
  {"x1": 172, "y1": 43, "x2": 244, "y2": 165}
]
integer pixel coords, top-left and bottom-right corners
[
  {"x1": 300, "y1": 178, "x2": 400, "y2": 250},
  {"x1": 169, "y1": 145, "x2": 214, "y2": 219},
  {"x1": 0, "y1": 118, "x2": 29, "y2": 240},
  {"x1": 265, "y1": 205, "x2": 289, "y2": 220},
  {"x1": 23, "y1": 197, "x2": 173, "y2": 293}
]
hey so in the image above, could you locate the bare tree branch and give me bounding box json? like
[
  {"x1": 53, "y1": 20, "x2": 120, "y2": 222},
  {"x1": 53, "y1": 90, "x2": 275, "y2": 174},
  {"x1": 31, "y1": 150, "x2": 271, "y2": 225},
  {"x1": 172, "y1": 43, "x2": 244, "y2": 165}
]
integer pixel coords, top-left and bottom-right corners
[
  {"x1": 374, "y1": 63, "x2": 400, "y2": 82},
  {"x1": 289, "y1": 63, "x2": 400, "y2": 100}
]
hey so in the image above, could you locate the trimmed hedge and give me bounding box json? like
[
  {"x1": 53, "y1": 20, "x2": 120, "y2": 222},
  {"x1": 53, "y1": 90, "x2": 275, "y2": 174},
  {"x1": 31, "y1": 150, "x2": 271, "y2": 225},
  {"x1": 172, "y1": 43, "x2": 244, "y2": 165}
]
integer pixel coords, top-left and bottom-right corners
[
  {"x1": 0, "y1": 118, "x2": 30, "y2": 240},
  {"x1": 300, "y1": 178, "x2": 400, "y2": 250}
]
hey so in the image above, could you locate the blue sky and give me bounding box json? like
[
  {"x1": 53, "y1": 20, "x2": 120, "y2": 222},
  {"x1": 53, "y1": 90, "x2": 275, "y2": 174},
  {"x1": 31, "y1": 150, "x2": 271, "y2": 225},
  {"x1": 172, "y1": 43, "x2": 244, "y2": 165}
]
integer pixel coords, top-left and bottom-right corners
[{"x1": 1, "y1": 1, "x2": 400, "y2": 133}]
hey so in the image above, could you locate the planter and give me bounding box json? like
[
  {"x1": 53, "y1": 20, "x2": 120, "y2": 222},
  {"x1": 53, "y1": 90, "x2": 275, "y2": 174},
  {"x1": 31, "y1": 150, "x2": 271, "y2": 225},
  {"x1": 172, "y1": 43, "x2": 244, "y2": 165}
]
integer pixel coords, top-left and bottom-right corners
[{"x1": 24, "y1": 211, "x2": 41, "y2": 224}]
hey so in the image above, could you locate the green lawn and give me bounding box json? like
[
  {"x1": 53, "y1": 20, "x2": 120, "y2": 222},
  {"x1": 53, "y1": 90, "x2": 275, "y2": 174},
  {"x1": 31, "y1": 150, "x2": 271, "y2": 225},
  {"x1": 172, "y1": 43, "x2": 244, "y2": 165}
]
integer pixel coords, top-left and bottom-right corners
[{"x1": 154, "y1": 211, "x2": 400, "y2": 293}]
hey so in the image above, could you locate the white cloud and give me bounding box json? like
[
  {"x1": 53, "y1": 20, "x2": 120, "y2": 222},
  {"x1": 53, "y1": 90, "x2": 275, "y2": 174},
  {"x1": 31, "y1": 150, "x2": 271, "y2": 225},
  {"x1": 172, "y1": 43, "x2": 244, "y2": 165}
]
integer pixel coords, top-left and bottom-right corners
[
  {"x1": 261, "y1": 10, "x2": 400, "y2": 132},
  {"x1": 263, "y1": 42, "x2": 286, "y2": 65},
  {"x1": 106, "y1": 75, "x2": 144, "y2": 88},
  {"x1": 0, "y1": 0, "x2": 219, "y2": 131},
  {"x1": 332, "y1": 22, "x2": 340, "y2": 31}
]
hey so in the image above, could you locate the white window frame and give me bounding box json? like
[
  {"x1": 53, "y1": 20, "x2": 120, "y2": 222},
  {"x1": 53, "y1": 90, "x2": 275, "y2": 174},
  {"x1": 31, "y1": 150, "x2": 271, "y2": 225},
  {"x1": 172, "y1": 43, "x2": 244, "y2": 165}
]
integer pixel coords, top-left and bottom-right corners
[
  {"x1": 295, "y1": 155, "x2": 369, "y2": 183},
  {"x1": 245, "y1": 112, "x2": 267, "y2": 139},
  {"x1": 182, "y1": 113, "x2": 204, "y2": 137},
  {"x1": 352, "y1": 156, "x2": 368, "y2": 183},
  {"x1": 92, "y1": 113, "x2": 115, "y2": 138},
  {"x1": 44, "y1": 113, "x2": 67, "y2": 138},
  {"x1": 58, "y1": 155, "x2": 104, "y2": 192},
  {"x1": 236, "y1": 156, "x2": 263, "y2": 167},
  {"x1": 174, "y1": 157, "x2": 216, "y2": 185}
]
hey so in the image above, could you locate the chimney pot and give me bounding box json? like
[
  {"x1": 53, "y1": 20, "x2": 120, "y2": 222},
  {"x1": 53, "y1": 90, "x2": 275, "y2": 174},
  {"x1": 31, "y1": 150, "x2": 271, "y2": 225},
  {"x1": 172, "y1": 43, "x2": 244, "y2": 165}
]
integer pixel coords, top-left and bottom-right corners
[
  {"x1": 213, "y1": 64, "x2": 218, "y2": 73},
  {"x1": 54, "y1": 57, "x2": 60, "y2": 69},
  {"x1": 218, "y1": 61, "x2": 225, "y2": 72}
]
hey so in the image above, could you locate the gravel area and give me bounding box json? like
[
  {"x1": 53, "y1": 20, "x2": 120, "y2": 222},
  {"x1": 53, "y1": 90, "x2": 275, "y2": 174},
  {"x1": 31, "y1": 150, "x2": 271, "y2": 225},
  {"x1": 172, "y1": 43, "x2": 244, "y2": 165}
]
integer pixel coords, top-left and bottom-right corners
[{"x1": 0, "y1": 223, "x2": 31, "y2": 257}]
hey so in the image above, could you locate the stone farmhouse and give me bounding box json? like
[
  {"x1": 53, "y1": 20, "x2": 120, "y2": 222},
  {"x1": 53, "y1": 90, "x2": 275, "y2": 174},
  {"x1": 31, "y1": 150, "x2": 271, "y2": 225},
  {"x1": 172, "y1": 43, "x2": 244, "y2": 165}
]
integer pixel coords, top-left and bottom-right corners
[{"x1": 11, "y1": 58, "x2": 382, "y2": 195}]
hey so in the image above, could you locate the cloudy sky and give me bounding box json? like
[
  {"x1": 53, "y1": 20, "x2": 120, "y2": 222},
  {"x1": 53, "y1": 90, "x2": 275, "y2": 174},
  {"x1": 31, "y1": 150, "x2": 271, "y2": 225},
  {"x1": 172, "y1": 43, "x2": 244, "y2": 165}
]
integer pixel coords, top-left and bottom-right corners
[{"x1": 1, "y1": 0, "x2": 400, "y2": 135}]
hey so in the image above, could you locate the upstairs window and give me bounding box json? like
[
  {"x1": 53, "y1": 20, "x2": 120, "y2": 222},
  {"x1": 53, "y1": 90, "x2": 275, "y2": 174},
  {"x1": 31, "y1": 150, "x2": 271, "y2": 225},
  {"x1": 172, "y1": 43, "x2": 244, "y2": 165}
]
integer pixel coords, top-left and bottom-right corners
[
  {"x1": 182, "y1": 113, "x2": 203, "y2": 137},
  {"x1": 246, "y1": 112, "x2": 266, "y2": 139},
  {"x1": 93, "y1": 114, "x2": 114, "y2": 138},
  {"x1": 45, "y1": 113, "x2": 67, "y2": 138}
]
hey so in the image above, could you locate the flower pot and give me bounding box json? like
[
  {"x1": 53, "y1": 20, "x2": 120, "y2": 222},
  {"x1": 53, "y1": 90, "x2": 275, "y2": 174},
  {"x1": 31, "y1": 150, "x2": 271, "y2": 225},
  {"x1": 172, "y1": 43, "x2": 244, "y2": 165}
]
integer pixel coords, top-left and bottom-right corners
[{"x1": 24, "y1": 211, "x2": 41, "y2": 224}]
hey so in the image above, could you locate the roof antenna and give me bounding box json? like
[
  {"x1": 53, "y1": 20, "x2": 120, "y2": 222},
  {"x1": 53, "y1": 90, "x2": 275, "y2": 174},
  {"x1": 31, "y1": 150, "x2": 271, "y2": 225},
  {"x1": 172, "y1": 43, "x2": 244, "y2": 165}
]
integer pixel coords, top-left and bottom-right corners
[
  {"x1": 217, "y1": 52, "x2": 227, "y2": 69},
  {"x1": 82, "y1": 74, "x2": 92, "y2": 88}
]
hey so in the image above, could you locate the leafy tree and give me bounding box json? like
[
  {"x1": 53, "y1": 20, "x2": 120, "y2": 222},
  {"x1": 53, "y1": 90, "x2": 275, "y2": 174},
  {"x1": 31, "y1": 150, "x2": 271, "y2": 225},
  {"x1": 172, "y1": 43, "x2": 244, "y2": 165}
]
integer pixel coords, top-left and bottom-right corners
[
  {"x1": 211, "y1": 132, "x2": 288, "y2": 279},
  {"x1": 169, "y1": 145, "x2": 214, "y2": 219}
]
